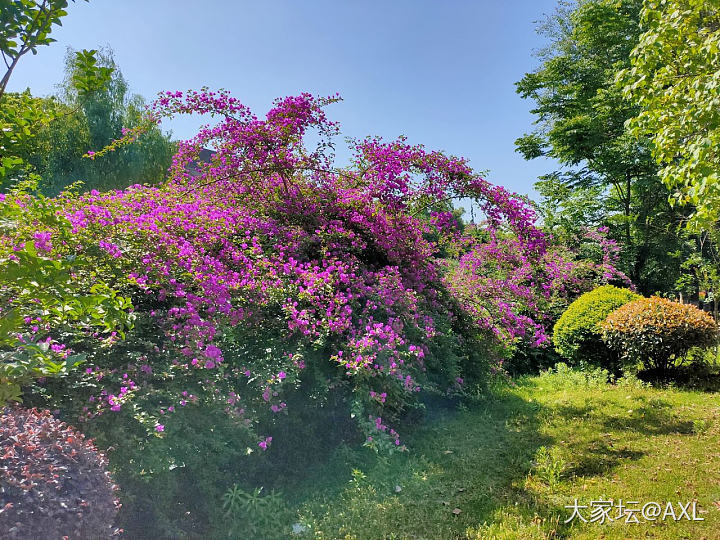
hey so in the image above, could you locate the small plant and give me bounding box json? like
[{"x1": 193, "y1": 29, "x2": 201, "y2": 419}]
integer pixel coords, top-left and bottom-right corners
[
  {"x1": 615, "y1": 372, "x2": 650, "y2": 389},
  {"x1": 0, "y1": 406, "x2": 119, "y2": 539},
  {"x1": 692, "y1": 419, "x2": 711, "y2": 435},
  {"x1": 601, "y1": 296, "x2": 719, "y2": 374},
  {"x1": 553, "y1": 285, "x2": 640, "y2": 373},
  {"x1": 540, "y1": 362, "x2": 609, "y2": 388},
  {"x1": 350, "y1": 468, "x2": 368, "y2": 490},
  {"x1": 221, "y1": 484, "x2": 290, "y2": 538},
  {"x1": 533, "y1": 446, "x2": 566, "y2": 488}
]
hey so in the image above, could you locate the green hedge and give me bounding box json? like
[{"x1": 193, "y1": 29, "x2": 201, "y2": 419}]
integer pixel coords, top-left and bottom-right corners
[{"x1": 553, "y1": 285, "x2": 640, "y2": 372}]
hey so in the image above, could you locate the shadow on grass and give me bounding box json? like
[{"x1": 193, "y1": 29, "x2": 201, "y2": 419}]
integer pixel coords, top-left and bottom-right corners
[
  {"x1": 566, "y1": 442, "x2": 646, "y2": 478},
  {"x1": 198, "y1": 376, "x2": 703, "y2": 539},
  {"x1": 281, "y1": 388, "x2": 583, "y2": 539},
  {"x1": 598, "y1": 405, "x2": 694, "y2": 436},
  {"x1": 547, "y1": 392, "x2": 689, "y2": 481},
  {"x1": 551, "y1": 402, "x2": 596, "y2": 419}
]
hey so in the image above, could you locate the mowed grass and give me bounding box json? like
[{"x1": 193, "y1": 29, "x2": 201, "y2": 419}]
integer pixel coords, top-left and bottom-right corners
[{"x1": 286, "y1": 369, "x2": 720, "y2": 539}]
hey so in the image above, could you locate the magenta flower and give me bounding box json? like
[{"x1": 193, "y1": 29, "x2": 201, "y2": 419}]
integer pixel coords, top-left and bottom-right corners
[
  {"x1": 205, "y1": 345, "x2": 222, "y2": 359},
  {"x1": 258, "y1": 436, "x2": 272, "y2": 450},
  {"x1": 99, "y1": 240, "x2": 122, "y2": 258},
  {"x1": 33, "y1": 231, "x2": 52, "y2": 253}
]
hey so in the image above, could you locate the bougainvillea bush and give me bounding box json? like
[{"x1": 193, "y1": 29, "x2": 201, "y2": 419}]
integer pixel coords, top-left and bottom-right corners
[
  {"x1": 0, "y1": 406, "x2": 119, "y2": 539},
  {"x1": 0, "y1": 90, "x2": 626, "y2": 536},
  {"x1": 601, "y1": 296, "x2": 718, "y2": 373},
  {"x1": 504, "y1": 228, "x2": 632, "y2": 375}
]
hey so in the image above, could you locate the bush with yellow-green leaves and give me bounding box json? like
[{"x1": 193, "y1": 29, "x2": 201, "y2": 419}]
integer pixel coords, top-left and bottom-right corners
[
  {"x1": 552, "y1": 285, "x2": 640, "y2": 372},
  {"x1": 601, "y1": 296, "x2": 718, "y2": 373}
]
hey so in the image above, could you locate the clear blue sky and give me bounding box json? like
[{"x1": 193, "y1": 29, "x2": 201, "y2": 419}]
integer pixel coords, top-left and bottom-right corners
[{"x1": 8, "y1": 0, "x2": 561, "y2": 198}]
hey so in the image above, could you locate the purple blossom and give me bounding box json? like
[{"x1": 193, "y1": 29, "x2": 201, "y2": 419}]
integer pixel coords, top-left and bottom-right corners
[{"x1": 33, "y1": 231, "x2": 52, "y2": 253}]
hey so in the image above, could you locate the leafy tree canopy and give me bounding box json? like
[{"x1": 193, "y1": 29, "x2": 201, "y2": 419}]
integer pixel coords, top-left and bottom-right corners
[
  {"x1": 516, "y1": 0, "x2": 688, "y2": 294},
  {"x1": 1, "y1": 0, "x2": 77, "y2": 99},
  {"x1": 0, "y1": 1, "x2": 121, "y2": 191},
  {"x1": 621, "y1": 0, "x2": 720, "y2": 230},
  {"x1": 20, "y1": 47, "x2": 176, "y2": 194}
]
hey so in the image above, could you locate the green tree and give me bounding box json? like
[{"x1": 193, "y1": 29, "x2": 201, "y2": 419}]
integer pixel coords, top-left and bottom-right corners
[
  {"x1": 621, "y1": 0, "x2": 720, "y2": 230},
  {"x1": 516, "y1": 0, "x2": 687, "y2": 294},
  {"x1": 1, "y1": 0, "x2": 77, "y2": 99},
  {"x1": 20, "y1": 47, "x2": 175, "y2": 194},
  {"x1": 673, "y1": 229, "x2": 720, "y2": 319},
  {"x1": 0, "y1": 1, "x2": 115, "y2": 190},
  {"x1": 0, "y1": 90, "x2": 59, "y2": 184}
]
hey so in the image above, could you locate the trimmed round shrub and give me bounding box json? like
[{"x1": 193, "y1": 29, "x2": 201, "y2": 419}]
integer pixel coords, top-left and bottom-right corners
[
  {"x1": 601, "y1": 297, "x2": 719, "y2": 373},
  {"x1": 0, "y1": 406, "x2": 120, "y2": 539},
  {"x1": 553, "y1": 285, "x2": 641, "y2": 371}
]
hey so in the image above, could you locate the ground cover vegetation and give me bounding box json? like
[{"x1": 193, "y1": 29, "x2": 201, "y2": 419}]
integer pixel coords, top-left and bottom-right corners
[
  {"x1": 1, "y1": 0, "x2": 720, "y2": 538},
  {"x1": 280, "y1": 367, "x2": 720, "y2": 539}
]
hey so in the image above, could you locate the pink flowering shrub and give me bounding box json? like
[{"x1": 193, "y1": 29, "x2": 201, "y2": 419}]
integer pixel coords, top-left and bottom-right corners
[
  {"x1": 463, "y1": 224, "x2": 632, "y2": 375},
  {"x1": 1, "y1": 90, "x2": 626, "y2": 536}
]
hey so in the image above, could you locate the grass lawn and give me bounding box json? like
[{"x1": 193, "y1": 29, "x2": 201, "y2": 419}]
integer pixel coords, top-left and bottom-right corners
[{"x1": 285, "y1": 368, "x2": 720, "y2": 539}]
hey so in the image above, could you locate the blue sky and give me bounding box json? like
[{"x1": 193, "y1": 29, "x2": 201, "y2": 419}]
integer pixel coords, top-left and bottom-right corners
[{"x1": 8, "y1": 0, "x2": 561, "y2": 198}]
